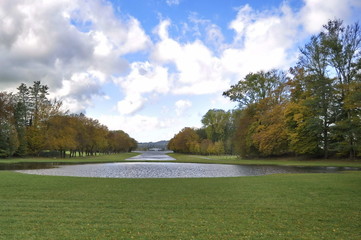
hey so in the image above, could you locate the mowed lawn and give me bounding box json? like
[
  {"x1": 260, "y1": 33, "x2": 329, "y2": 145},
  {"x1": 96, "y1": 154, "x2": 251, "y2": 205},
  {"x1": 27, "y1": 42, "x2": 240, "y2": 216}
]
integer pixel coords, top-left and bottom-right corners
[
  {"x1": 0, "y1": 168, "x2": 360, "y2": 239},
  {"x1": 0, "y1": 152, "x2": 139, "y2": 164}
]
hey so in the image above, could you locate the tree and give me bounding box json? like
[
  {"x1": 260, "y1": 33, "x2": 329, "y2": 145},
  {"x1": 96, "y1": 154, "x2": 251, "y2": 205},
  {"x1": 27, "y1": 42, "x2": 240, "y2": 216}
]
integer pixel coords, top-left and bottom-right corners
[
  {"x1": 201, "y1": 109, "x2": 230, "y2": 142},
  {"x1": 168, "y1": 128, "x2": 200, "y2": 154},
  {"x1": 294, "y1": 19, "x2": 361, "y2": 158},
  {"x1": 13, "y1": 83, "x2": 30, "y2": 156},
  {"x1": 231, "y1": 105, "x2": 258, "y2": 158},
  {"x1": 46, "y1": 115, "x2": 77, "y2": 158},
  {"x1": 0, "y1": 83, "x2": 137, "y2": 158},
  {"x1": 223, "y1": 70, "x2": 289, "y2": 158},
  {"x1": 321, "y1": 20, "x2": 361, "y2": 158},
  {"x1": 23, "y1": 81, "x2": 54, "y2": 155},
  {"x1": 107, "y1": 130, "x2": 137, "y2": 153},
  {"x1": 82, "y1": 117, "x2": 108, "y2": 156},
  {"x1": 0, "y1": 92, "x2": 19, "y2": 157},
  {"x1": 297, "y1": 33, "x2": 336, "y2": 158},
  {"x1": 223, "y1": 70, "x2": 287, "y2": 108},
  {"x1": 200, "y1": 139, "x2": 212, "y2": 155},
  {"x1": 284, "y1": 101, "x2": 321, "y2": 156},
  {"x1": 252, "y1": 102, "x2": 289, "y2": 156}
]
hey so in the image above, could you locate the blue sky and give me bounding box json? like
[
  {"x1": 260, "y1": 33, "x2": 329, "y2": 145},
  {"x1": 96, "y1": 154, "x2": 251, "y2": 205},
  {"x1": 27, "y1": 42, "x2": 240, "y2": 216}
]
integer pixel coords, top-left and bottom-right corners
[{"x1": 1, "y1": 0, "x2": 360, "y2": 142}]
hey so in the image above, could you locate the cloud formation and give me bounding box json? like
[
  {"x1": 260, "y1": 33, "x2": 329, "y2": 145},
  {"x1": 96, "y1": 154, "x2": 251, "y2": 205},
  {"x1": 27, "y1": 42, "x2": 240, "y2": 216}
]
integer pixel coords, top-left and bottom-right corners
[
  {"x1": 1, "y1": 0, "x2": 360, "y2": 141},
  {"x1": 0, "y1": 0, "x2": 149, "y2": 113},
  {"x1": 114, "y1": 61, "x2": 170, "y2": 115},
  {"x1": 175, "y1": 99, "x2": 192, "y2": 116},
  {"x1": 152, "y1": 20, "x2": 231, "y2": 95}
]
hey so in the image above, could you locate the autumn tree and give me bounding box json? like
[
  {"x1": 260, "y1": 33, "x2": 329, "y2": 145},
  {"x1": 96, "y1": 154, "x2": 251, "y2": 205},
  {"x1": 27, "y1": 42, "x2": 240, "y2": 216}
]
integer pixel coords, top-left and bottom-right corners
[
  {"x1": 223, "y1": 70, "x2": 288, "y2": 157},
  {"x1": 0, "y1": 82, "x2": 137, "y2": 158},
  {"x1": 169, "y1": 19, "x2": 360, "y2": 159},
  {"x1": 14, "y1": 81, "x2": 61, "y2": 156},
  {"x1": 252, "y1": 102, "x2": 289, "y2": 156},
  {"x1": 0, "y1": 92, "x2": 19, "y2": 157},
  {"x1": 108, "y1": 130, "x2": 137, "y2": 153},
  {"x1": 292, "y1": 19, "x2": 361, "y2": 158},
  {"x1": 168, "y1": 127, "x2": 200, "y2": 154},
  {"x1": 46, "y1": 115, "x2": 75, "y2": 158}
]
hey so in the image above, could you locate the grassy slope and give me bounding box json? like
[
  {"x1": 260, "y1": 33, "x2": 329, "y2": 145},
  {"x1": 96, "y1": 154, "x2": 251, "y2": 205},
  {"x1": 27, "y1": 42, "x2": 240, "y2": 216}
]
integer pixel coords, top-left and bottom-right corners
[
  {"x1": 0, "y1": 152, "x2": 139, "y2": 164},
  {"x1": 2, "y1": 152, "x2": 360, "y2": 167},
  {"x1": 169, "y1": 153, "x2": 361, "y2": 167},
  {"x1": 0, "y1": 171, "x2": 360, "y2": 239},
  {"x1": 0, "y1": 153, "x2": 360, "y2": 239}
]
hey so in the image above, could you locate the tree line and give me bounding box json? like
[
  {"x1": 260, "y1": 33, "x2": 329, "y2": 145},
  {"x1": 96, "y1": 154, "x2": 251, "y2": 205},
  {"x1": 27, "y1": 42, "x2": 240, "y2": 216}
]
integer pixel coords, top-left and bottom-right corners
[
  {"x1": 0, "y1": 81, "x2": 137, "y2": 158},
  {"x1": 168, "y1": 20, "x2": 361, "y2": 159}
]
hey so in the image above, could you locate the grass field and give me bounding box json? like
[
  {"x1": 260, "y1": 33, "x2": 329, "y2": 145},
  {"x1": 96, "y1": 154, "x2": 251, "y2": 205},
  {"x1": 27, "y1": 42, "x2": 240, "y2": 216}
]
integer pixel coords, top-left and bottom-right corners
[
  {"x1": 170, "y1": 153, "x2": 361, "y2": 167},
  {"x1": 0, "y1": 153, "x2": 360, "y2": 239},
  {"x1": 0, "y1": 152, "x2": 139, "y2": 164}
]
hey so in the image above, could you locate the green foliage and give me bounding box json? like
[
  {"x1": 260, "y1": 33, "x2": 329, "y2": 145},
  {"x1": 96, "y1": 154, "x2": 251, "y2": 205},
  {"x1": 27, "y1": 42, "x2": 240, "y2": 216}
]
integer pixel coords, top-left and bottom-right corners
[
  {"x1": 223, "y1": 70, "x2": 287, "y2": 108},
  {"x1": 201, "y1": 109, "x2": 230, "y2": 142},
  {"x1": 284, "y1": 101, "x2": 321, "y2": 155}
]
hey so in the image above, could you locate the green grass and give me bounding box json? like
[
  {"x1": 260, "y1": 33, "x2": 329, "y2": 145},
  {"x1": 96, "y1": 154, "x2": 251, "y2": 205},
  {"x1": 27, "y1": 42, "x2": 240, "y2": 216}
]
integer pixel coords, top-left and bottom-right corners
[
  {"x1": 1, "y1": 153, "x2": 360, "y2": 239},
  {"x1": 0, "y1": 171, "x2": 360, "y2": 239},
  {"x1": 0, "y1": 152, "x2": 139, "y2": 164},
  {"x1": 2, "y1": 152, "x2": 360, "y2": 168},
  {"x1": 169, "y1": 153, "x2": 361, "y2": 167}
]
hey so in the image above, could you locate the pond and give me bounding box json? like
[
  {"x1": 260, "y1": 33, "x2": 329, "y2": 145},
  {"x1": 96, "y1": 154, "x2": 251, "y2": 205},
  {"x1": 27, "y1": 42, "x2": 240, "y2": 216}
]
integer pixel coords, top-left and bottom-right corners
[
  {"x1": 12, "y1": 162, "x2": 359, "y2": 178},
  {"x1": 126, "y1": 151, "x2": 176, "y2": 161}
]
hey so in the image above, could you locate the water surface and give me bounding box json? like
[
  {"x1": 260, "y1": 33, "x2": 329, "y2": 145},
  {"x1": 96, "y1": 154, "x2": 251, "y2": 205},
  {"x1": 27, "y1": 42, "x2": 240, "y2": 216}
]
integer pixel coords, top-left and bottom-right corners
[
  {"x1": 126, "y1": 151, "x2": 175, "y2": 161},
  {"x1": 15, "y1": 162, "x2": 358, "y2": 178}
]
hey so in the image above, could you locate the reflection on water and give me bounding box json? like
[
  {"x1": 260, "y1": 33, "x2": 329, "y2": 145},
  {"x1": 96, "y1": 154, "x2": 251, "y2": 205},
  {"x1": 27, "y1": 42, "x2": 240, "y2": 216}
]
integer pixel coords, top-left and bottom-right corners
[
  {"x1": 13, "y1": 162, "x2": 360, "y2": 179},
  {"x1": 0, "y1": 162, "x2": 61, "y2": 171}
]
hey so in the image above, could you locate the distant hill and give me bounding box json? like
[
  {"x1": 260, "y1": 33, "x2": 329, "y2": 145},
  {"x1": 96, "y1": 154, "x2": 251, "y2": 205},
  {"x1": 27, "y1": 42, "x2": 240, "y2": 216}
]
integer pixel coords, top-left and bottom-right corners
[{"x1": 137, "y1": 140, "x2": 169, "y2": 151}]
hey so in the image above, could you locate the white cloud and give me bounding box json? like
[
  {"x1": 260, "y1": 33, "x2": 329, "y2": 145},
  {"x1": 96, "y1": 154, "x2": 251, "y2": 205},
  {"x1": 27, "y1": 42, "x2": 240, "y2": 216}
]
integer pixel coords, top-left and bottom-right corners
[
  {"x1": 152, "y1": 20, "x2": 231, "y2": 95},
  {"x1": 114, "y1": 61, "x2": 170, "y2": 115},
  {"x1": 98, "y1": 114, "x2": 176, "y2": 142},
  {"x1": 0, "y1": 0, "x2": 148, "y2": 110},
  {"x1": 166, "y1": 0, "x2": 181, "y2": 6},
  {"x1": 51, "y1": 71, "x2": 105, "y2": 113},
  {"x1": 229, "y1": 4, "x2": 253, "y2": 42},
  {"x1": 210, "y1": 95, "x2": 238, "y2": 110},
  {"x1": 119, "y1": 62, "x2": 170, "y2": 95},
  {"x1": 219, "y1": 0, "x2": 361, "y2": 80},
  {"x1": 175, "y1": 99, "x2": 192, "y2": 116},
  {"x1": 116, "y1": 94, "x2": 146, "y2": 115},
  {"x1": 206, "y1": 24, "x2": 225, "y2": 48},
  {"x1": 223, "y1": 3, "x2": 300, "y2": 76},
  {"x1": 299, "y1": 0, "x2": 361, "y2": 34}
]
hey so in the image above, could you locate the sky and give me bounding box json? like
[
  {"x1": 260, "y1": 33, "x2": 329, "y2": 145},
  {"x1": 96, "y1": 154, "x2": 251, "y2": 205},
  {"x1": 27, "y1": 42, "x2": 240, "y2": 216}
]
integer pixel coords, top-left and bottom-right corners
[{"x1": 1, "y1": 0, "x2": 360, "y2": 142}]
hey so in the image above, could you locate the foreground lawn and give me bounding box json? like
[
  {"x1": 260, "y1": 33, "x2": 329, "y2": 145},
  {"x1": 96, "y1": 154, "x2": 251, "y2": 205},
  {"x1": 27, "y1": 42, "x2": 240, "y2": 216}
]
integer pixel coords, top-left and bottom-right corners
[
  {"x1": 0, "y1": 152, "x2": 139, "y2": 164},
  {"x1": 0, "y1": 171, "x2": 360, "y2": 239},
  {"x1": 169, "y1": 153, "x2": 361, "y2": 167}
]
